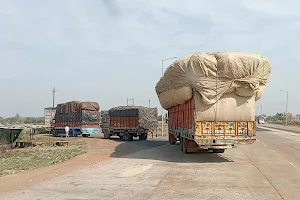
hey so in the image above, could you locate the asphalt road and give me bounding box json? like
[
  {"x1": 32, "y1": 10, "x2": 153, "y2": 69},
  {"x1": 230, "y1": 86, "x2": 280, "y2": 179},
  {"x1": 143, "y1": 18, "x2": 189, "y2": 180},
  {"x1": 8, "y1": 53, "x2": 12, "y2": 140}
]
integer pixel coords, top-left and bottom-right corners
[
  {"x1": 1, "y1": 127, "x2": 300, "y2": 200},
  {"x1": 258, "y1": 124, "x2": 300, "y2": 134}
]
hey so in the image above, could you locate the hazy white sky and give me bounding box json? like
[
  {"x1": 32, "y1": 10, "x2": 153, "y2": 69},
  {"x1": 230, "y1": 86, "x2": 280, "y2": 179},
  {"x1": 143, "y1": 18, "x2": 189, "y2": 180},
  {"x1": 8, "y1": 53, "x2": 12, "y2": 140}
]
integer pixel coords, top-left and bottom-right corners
[{"x1": 0, "y1": 0, "x2": 300, "y2": 117}]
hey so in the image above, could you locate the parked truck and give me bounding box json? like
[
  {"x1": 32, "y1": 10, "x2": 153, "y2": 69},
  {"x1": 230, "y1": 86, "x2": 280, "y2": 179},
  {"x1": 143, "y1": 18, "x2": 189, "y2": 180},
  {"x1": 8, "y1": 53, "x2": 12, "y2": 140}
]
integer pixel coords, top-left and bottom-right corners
[
  {"x1": 103, "y1": 106, "x2": 157, "y2": 141},
  {"x1": 155, "y1": 52, "x2": 271, "y2": 153},
  {"x1": 51, "y1": 101, "x2": 101, "y2": 137}
]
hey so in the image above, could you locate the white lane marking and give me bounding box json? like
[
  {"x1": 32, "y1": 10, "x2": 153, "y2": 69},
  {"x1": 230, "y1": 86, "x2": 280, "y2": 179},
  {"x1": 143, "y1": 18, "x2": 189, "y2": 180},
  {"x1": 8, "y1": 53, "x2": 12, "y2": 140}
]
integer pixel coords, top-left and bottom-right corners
[
  {"x1": 271, "y1": 150, "x2": 281, "y2": 156},
  {"x1": 148, "y1": 148, "x2": 156, "y2": 152},
  {"x1": 289, "y1": 162, "x2": 299, "y2": 169},
  {"x1": 118, "y1": 164, "x2": 153, "y2": 177},
  {"x1": 260, "y1": 142, "x2": 267, "y2": 146},
  {"x1": 258, "y1": 126, "x2": 300, "y2": 137}
]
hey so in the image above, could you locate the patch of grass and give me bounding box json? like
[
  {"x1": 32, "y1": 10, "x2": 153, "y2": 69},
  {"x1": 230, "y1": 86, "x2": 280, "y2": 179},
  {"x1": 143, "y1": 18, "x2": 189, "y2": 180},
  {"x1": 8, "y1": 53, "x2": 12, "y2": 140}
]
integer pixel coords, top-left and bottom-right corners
[
  {"x1": 18, "y1": 129, "x2": 80, "y2": 146},
  {"x1": 0, "y1": 142, "x2": 86, "y2": 176}
]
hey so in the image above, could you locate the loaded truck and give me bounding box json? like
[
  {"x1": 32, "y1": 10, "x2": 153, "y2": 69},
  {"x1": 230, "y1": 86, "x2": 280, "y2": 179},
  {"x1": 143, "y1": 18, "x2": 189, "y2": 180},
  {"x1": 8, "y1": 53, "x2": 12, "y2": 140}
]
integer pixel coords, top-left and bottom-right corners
[
  {"x1": 103, "y1": 106, "x2": 157, "y2": 141},
  {"x1": 51, "y1": 101, "x2": 101, "y2": 137},
  {"x1": 155, "y1": 52, "x2": 271, "y2": 153}
]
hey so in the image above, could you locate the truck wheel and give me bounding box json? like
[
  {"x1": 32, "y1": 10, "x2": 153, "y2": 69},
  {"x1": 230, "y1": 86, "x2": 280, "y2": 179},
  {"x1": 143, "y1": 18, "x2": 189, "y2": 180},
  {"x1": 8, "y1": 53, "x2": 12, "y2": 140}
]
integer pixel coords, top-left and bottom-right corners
[
  {"x1": 169, "y1": 134, "x2": 176, "y2": 145},
  {"x1": 182, "y1": 137, "x2": 188, "y2": 154},
  {"x1": 213, "y1": 149, "x2": 225, "y2": 153},
  {"x1": 123, "y1": 131, "x2": 133, "y2": 141},
  {"x1": 104, "y1": 133, "x2": 110, "y2": 139},
  {"x1": 53, "y1": 130, "x2": 58, "y2": 137},
  {"x1": 70, "y1": 130, "x2": 74, "y2": 137},
  {"x1": 139, "y1": 133, "x2": 147, "y2": 140},
  {"x1": 180, "y1": 136, "x2": 183, "y2": 151},
  {"x1": 128, "y1": 134, "x2": 133, "y2": 141}
]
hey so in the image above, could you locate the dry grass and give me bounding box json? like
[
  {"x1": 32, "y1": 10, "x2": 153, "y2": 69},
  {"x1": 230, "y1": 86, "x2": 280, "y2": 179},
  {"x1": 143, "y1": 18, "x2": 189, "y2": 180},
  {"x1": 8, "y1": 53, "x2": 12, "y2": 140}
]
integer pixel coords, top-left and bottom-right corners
[
  {"x1": 0, "y1": 146, "x2": 85, "y2": 175},
  {"x1": 0, "y1": 129, "x2": 86, "y2": 176},
  {"x1": 17, "y1": 128, "x2": 80, "y2": 146}
]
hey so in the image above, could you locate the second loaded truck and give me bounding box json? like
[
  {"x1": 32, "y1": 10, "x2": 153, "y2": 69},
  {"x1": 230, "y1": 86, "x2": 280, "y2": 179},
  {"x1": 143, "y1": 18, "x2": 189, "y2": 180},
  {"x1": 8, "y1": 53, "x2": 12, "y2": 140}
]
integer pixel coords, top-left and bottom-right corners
[{"x1": 103, "y1": 106, "x2": 157, "y2": 141}]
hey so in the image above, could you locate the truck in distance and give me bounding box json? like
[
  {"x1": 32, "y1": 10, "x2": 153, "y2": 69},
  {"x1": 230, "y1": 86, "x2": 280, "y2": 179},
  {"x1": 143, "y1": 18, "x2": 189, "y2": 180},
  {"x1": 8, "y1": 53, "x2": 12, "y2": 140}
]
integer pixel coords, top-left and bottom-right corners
[
  {"x1": 257, "y1": 115, "x2": 266, "y2": 124},
  {"x1": 51, "y1": 101, "x2": 101, "y2": 137},
  {"x1": 103, "y1": 106, "x2": 157, "y2": 141}
]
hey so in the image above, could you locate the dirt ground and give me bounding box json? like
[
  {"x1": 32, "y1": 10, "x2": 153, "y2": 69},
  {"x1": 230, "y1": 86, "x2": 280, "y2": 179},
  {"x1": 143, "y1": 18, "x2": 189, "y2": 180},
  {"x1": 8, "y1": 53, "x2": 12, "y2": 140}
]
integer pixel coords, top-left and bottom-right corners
[{"x1": 0, "y1": 132, "x2": 159, "y2": 194}]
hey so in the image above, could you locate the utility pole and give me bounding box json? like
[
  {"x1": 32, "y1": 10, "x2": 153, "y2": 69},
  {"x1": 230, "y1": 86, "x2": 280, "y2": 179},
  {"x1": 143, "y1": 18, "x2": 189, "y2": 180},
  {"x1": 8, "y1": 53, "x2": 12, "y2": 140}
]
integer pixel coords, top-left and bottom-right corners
[
  {"x1": 280, "y1": 89, "x2": 288, "y2": 125},
  {"x1": 127, "y1": 98, "x2": 134, "y2": 106},
  {"x1": 161, "y1": 56, "x2": 177, "y2": 136},
  {"x1": 148, "y1": 99, "x2": 151, "y2": 108},
  {"x1": 49, "y1": 87, "x2": 57, "y2": 146},
  {"x1": 52, "y1": 87, "x2": 57, "y2": 108}
]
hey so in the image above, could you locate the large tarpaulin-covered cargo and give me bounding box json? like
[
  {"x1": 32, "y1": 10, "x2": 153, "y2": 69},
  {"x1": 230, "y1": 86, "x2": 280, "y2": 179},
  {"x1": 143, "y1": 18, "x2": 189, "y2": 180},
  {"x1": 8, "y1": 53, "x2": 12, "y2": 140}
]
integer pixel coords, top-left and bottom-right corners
[
  {"x1": 155, "y1": 52, "x2": 271, "y2": 121},
  {"x1": 54, "y1": 101, "x2": 100, "y2": 125},
  {"x1": 55, "y1": 101, "x2": 99, "y2": 114},
  {"x1": 109, "y1": 106, "x2": 157, "y2": 130}
]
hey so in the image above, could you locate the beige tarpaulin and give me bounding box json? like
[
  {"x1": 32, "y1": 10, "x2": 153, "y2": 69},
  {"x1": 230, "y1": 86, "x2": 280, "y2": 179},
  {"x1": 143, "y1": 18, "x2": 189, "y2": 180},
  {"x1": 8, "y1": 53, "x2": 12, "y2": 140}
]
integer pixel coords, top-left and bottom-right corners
[{"x1": 155, "y1": 52, "x2": 271, "y2": 110}]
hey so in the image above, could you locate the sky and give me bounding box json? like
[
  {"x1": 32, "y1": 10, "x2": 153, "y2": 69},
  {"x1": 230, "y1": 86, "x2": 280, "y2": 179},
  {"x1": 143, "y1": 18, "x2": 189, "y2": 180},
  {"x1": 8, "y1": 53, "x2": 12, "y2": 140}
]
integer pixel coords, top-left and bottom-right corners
[{"x1": 0, "y1": 0, "x2": 300, "y2": 117}]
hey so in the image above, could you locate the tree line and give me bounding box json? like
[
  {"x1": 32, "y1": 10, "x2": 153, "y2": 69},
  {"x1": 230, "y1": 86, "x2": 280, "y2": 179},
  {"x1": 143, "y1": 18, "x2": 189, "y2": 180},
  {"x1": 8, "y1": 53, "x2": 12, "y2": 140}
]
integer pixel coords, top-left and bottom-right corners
[{"x1": 0, "y1": 114, "x2": 44, "y2": 125}]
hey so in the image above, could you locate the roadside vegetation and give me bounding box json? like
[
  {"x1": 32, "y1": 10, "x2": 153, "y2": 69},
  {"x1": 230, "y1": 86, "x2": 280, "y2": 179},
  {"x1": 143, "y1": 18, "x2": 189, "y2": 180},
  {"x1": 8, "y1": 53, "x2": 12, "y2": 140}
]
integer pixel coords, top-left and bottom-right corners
[
  {"x1": 0, "y1": 129, "x2": 86, "y2": 176},
  {"x1": 266, "y1": 113, "x2": 300, "y2": 126},
  {"x1": 0, "y1": 114, "x2": 44, "y2": 125}
]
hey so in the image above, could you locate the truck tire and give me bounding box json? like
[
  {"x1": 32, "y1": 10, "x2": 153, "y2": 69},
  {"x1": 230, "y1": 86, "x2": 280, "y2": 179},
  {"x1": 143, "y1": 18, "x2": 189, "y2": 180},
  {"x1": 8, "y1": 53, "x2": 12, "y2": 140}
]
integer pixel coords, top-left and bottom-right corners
[
  {"x1": 54, "y1": 130, "x2": 58, "y2": 137},
  {"x1": 123, "y1": 131, "x2": 133, "y2": 141},
  {"x1": 169, "y1": 134, "x2": 176, "y2": 145},
  {"x1": 180, "y1": 136, "x2": 183, "y2": 151},
  {"x1": 139, "y1": 133, "x2": 147, "y2": 140},
  {"x1": 52, "y1": 130, "x2": 56, "y2": 137},
  {"x1": 128, "y1": 134, "x2": 134, "y2": 141},
  {"x1": 182, "y1": 137, "x2": 188, "y2": 154},
  {"x1": 104, "y1": 133, "x2": 110, "y2": 139},
  {"x1": 213, "y1": 149, "x2": 225, "y2": 153},
  {"x1": 70, "y1": 130, "x2": 74, "y2": 137}
]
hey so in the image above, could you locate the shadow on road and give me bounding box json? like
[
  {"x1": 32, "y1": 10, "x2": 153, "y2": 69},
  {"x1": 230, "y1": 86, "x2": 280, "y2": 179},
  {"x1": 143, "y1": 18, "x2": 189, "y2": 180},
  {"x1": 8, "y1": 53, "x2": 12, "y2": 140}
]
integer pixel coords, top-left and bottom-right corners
[
  {"x1": 49, "y1": 132, "x2": 234, "y2": 163},
  {"x1": 110, "y1": 139, "x2": 234, "y2": 164}
]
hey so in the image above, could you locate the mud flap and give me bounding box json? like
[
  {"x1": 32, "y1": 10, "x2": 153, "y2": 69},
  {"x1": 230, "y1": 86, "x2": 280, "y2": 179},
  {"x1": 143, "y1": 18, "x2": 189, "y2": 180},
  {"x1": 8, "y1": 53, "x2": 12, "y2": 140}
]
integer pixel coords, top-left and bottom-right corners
[
  {"x1": 185, "y1": 138, "x2": 199, "y2": 153},
  {"x1": 169, "y1": 133, "x2": 177, "y2": 145}
]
